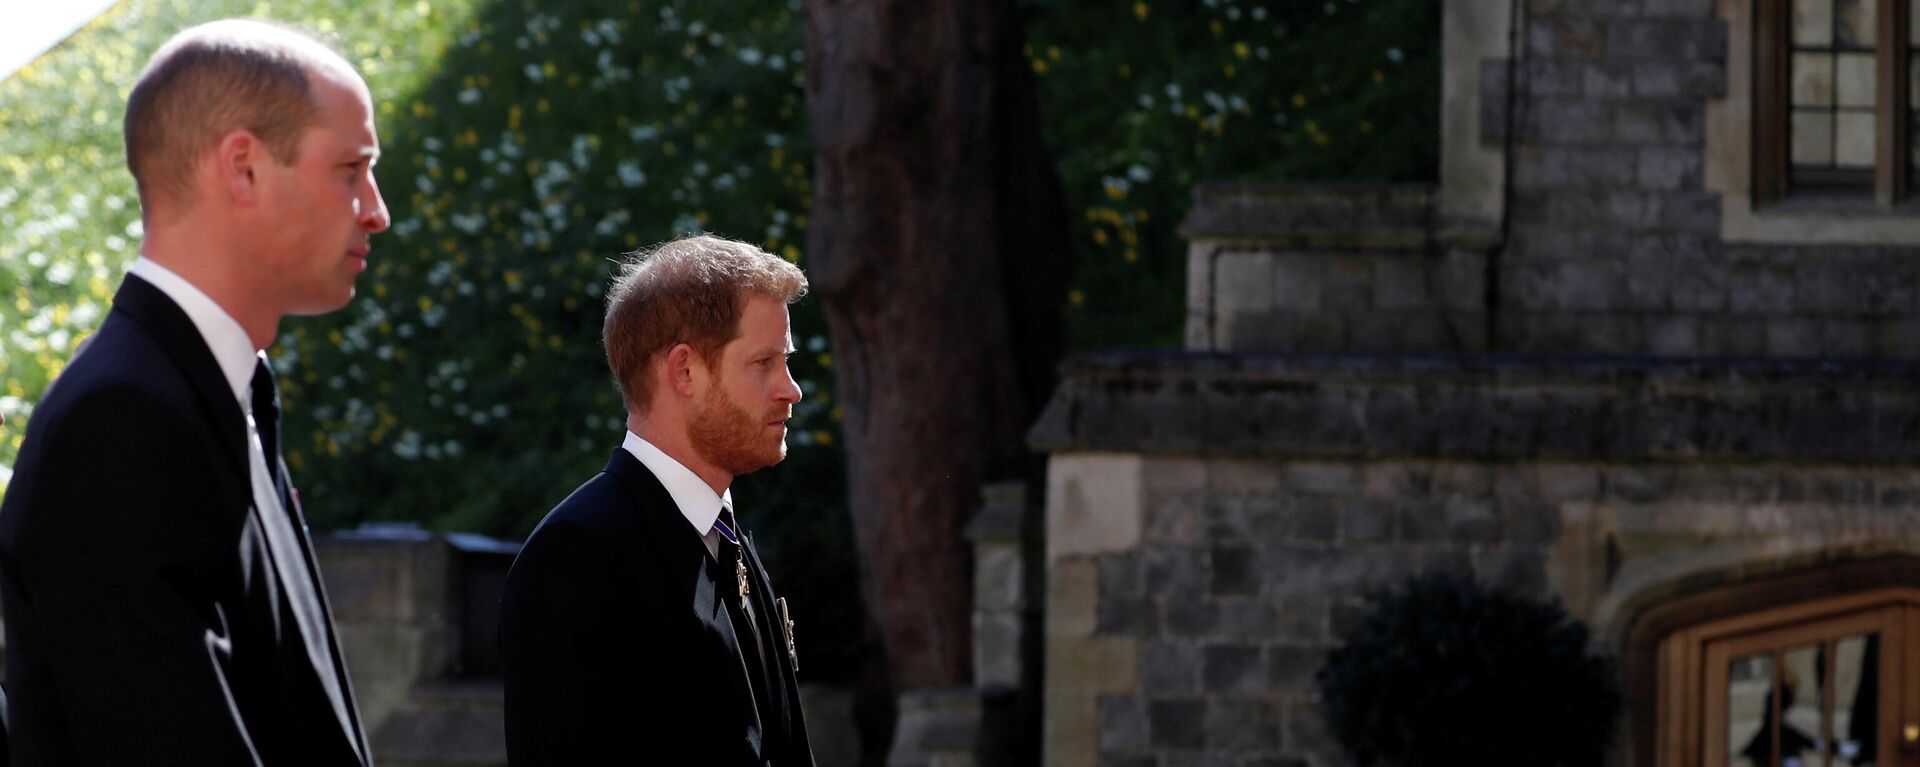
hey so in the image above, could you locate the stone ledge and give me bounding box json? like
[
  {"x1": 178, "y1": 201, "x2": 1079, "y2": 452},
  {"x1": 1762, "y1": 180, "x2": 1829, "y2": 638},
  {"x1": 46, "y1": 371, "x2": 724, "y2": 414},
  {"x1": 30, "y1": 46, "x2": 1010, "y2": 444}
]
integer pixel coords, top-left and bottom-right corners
[
  {"x1": 1028, "y1": 350, "x2": 1920, "y2": 462},
  {"x1": 1179, "y1": 182, "x2": 1436, "y2": 248}
]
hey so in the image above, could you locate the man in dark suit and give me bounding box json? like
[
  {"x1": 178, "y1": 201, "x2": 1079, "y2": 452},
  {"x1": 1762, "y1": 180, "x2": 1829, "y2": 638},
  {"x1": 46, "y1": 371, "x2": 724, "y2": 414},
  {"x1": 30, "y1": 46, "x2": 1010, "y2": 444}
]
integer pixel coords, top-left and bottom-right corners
[
  {"x1": 0, "y1": 19, "x2": 389, "y2": 766},
  {"x1": 502, "y1": 235, "x2": 815, "y2": 765}
]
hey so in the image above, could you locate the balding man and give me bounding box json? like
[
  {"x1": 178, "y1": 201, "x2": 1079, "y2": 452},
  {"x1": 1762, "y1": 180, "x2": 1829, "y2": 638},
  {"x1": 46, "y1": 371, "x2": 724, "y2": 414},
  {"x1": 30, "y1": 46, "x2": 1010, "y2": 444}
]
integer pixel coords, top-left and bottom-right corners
[{"x1": 0, "y1": 19, "x2": 387, "y2": 766}]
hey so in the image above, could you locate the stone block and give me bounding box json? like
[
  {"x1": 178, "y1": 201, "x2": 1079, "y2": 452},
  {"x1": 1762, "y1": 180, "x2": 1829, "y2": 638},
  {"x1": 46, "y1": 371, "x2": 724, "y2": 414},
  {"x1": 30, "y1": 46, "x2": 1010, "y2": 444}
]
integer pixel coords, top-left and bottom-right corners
[
  {"x1": 1048, "y1": 453, "x2": 1144, "y2": 561},
  {"x1": 1145, "y1": 493, "x2": 1203, "y2": 545},
  {"x1": 1201, "y1": 644, "x2": 1267, "y2": 693},
  {"x1": 1296, "y1": 311, "x2": 1347, "y2": 352},
  {"x1": 1822, "y1": 319, "x2": 1874, "y2": 358},
  {"x1": 1160, "y1": 755, "x2": 1234, "y2": 767},
  {"x1": 1795, "y1": 261, "x2": 1867, "y2": 314},
  {"x1": 1395, "y1": 501, "x2": 1450, "y2": 542},
  {"x1": 1051, "y1": 559, "x2": 1100, "y2": 638},
  {"x1": 1322, "y1": 258, "x2": 1374, "y2": 310},
  {"x1": 1473, "y1": 547, "x2": 1551, "y2": 597},
  {"x1": 1204, "y1": 700, "x2": 1284, "y2": 752},
  {"x1": 1099, "y1": 553, "x2": 1143, "y2": 599},
  {"x1": 1292, "y1": 502, "x2": 1339, "y2": 543},
  {"x1": 1209, "y1": 459, "x2": 1285, "y2": 493},
  {"x1": 1097, "y1": 695, "x2": 1150, "y2": 753},
  {"x1": 1659, "y1": 192, "x2": 1722, "y2": 234},
  {"x1": 1140, "y1": 641, "x2": 1202, "y2": 694},
  {"x1": 1148, "y1": 699, "x2": 1208, "y2": 749},
  {"x1": 974, "y1": 541, "x2": 1024, "y2": 613},
  {"x1": 1636, "y1": 146, "x2": 1703, "y2": 189},
  {"x1": 1583, "y1": 60, "x2": 1635, "y2": 98},
  {"x1": 1144, "y1": 547, "x2": 1210, "y2": 599},
  {"x1": 1046, "y1": 636, "x2": 1141, "y2": 767},
  {"x1": 1612, "y1": 102, "x2": 1704, "y2": 146},
  {"x1": 1444, "y1": 496, "x2": 1501, "y2": 542},
  {"x1": 1281, "y1": 462, "x2": 1363, "y2": 496},
  {"x1": 1165, "y1": 599, "x2": 1221, "y2": 639},
  {"x1": 974, "y1": 613, "x2": 1026, "y2": 687},
  {"x1": 1669, "y1": 260, "x2": 1729, "y2": 312},
  {"x1": 1265, "y1": 645, "x2": 1327, "y2": 692},
  {"x1": 1271, "y1": 256, "x2": 1326, "y2": 311},
  {"x1": 1766, "y1": 318, "x2": 1821, "y2": 358},
  {"x1": 1729, "y1": 266, "x2": 1794, "y2": 313},
  {"x1": 1284, "y1": 700, "x2": 1339, "y2": 759},
  {"x1": 1220, "y1": 310, "x2": 1298, "y2": 353},
  {"x1": 1877, "y1": 319, "x2": 1920, "y2": 358},
  {"x1": 1705, "y1": 316, "x2": 1768, "y2": 356},
  {"x1": 889, "y1": 688, "x2": 983, "y2": 767},
  {"x1": 1372, "y1": 258, "x2": 1431, "y2": 309},
  {"x1": 1211, "y1": 546, "x2": 1261, "y2": 596},
  {"x1": 1521, "y1": 59, "x2": 1584, "y2": 96},
  {"x1": 1608, "y1": 18, "x2": 1726, "y2": 61},
  {"x1": 1530, "y1": 19, "x2": 1608, "y2": 58},
  {"x1": 1214, "y1": 598, "x2": 1279, "y2": 638},
  {"x1": 1096, "y1": 596, "x2": 1156, "y2": 638},
  {"x1": 1343, "y1": 499, "x2": 1398, "y2": 543},
  {"x1": 1648, "y1": 315, "x2": 1701, "y2": 356},
  {"x1": 1275, "y1": 595, "x2": 1331, "y2": 642},
  {"x1": 1497, "y1": 499, "x2": 1562, "y2": 545},
  {"x1": 1526, "y1": 98, "x2": 1612, "y2": 142},
  {"x1": 1216, "y1": 252, "x2": 1276, "y2": 313},
  {"x1": 1514, "y1": 146, "x2": 1639, "y2": 190},
  {"x1": 1643, "y1": 0, "x2": 1714, "y2": 16},
  {"x1": 1439, "y1": 247, "x2": 1488, "y2": 311}
]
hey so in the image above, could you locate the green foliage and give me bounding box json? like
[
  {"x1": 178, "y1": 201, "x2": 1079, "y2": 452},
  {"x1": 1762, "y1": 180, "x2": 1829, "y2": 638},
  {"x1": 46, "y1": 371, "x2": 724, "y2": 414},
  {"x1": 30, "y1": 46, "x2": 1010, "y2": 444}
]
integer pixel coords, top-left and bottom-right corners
[
  {"x1": 1317, "y1": 574, "x2": 1620, "y2": 767},
  {"x1": 1026, "y1": 0, "x2": 1440, "y2": 349},
  {"x1": 0, "y1": 0, "x2": 1439, "y2": 680}
]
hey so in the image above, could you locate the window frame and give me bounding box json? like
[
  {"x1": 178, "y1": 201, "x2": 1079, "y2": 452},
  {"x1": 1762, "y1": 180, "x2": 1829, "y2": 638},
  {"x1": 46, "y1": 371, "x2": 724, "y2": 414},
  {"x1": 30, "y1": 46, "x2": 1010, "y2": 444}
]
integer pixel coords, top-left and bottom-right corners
[{"x1": 1753, "y1": 0, "x2": 1912, "y2": 207}]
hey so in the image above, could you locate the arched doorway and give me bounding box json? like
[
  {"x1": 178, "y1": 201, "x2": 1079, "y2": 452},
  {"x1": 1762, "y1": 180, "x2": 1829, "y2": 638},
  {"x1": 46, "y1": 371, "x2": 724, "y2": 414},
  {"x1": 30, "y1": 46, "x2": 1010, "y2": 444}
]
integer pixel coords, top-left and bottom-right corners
[{"x1": 1628, "y1": 558, "x2": 1920, "y2": 767}]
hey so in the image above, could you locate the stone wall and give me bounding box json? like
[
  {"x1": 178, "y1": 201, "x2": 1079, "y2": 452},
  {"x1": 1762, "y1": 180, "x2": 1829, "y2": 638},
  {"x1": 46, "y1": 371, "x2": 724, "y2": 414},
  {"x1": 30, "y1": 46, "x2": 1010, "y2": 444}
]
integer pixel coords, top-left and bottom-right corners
[
  {"x1": 1031, "y1": 353, "x2": 1920, "y2": 767},
  {"x1": 1496, "y1": 0, "x2": 1920, "y2": 357}
]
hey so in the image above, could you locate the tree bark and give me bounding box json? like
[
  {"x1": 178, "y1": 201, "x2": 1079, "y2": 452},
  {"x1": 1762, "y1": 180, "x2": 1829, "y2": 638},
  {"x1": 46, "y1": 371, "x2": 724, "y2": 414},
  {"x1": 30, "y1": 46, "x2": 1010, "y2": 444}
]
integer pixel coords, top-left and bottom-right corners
[{"x1": 803, "y1": 0, "x2": 1073, "y2": 691}]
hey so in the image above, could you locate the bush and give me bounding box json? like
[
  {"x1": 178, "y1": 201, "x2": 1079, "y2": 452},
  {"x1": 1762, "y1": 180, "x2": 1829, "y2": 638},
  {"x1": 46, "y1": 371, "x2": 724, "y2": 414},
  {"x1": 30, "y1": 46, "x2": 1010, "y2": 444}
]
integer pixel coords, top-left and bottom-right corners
[
  {"x1": 1316, "y1": 574, "x2": 1620, "y2": 767},
  {"x1": 0, "y1": 0, "x2": 1439, "y2": 680}
]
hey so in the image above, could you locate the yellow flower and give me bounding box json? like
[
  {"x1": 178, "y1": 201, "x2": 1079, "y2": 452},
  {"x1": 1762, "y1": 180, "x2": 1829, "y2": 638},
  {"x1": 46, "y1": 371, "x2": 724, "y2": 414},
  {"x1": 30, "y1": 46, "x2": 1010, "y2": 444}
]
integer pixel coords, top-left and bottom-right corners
[{"x1": 1134, "y1": 2, "x2": 1148, "y2": 20}]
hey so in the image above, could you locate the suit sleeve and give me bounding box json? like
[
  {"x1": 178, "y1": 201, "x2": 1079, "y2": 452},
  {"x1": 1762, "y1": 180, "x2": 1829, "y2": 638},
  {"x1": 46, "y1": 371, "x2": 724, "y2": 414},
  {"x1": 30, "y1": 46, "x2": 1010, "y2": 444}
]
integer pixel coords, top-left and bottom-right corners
[
  {"x1": 8, "y1": 385, "x2": 262, "y2": 765},
  {"x1": 501, "y1": 517, "x2": 652, "y2": 764}
]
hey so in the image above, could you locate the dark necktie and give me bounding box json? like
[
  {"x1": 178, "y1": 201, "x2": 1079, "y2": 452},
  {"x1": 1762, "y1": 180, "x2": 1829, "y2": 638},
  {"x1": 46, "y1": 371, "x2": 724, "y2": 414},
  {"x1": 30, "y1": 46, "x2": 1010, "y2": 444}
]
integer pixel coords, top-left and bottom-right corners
[
  {"x1": 249, "y1": 360, "x2": 360, "y2": 760},
  {"x1": 715, "y1": 508, "x2": 775, "y2": 722}
]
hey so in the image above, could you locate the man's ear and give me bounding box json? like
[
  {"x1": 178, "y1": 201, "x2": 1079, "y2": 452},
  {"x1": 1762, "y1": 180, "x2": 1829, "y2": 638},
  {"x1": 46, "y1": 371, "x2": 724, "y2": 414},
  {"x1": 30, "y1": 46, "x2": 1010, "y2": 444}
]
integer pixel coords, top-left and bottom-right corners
[
  {"x1": 663, "y1": 343, "x2": 700, "y2": 397},
  {"x1": 213, "y1": 130, "x2": 265, "y2": 206}
]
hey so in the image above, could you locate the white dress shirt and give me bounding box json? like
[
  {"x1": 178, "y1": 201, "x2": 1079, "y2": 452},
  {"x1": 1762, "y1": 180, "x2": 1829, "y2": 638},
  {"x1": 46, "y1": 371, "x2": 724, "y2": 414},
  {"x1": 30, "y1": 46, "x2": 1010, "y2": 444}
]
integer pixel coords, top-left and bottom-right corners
[
  {"x1": 622, "y1": 431, "x2": 734, "y2": 561},
  {"x1": 127, "y1": 257, "x2": 263, "y2": 411}
]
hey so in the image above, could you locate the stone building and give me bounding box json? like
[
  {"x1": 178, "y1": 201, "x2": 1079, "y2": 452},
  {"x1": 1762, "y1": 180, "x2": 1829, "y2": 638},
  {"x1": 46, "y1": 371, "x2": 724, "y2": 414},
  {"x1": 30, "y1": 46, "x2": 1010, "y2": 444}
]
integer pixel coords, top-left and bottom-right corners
[{"x1": 1030, "y1": 1, "x2": 1920, "y2": 766}]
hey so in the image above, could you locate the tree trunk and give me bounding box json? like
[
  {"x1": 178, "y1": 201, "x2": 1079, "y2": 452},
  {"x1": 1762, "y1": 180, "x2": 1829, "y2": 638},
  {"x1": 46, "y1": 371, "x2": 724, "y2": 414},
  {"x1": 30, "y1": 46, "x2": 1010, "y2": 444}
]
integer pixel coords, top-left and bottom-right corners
[{"x1": 803, "y1": 0, "x2": 1073, "y2": 691}]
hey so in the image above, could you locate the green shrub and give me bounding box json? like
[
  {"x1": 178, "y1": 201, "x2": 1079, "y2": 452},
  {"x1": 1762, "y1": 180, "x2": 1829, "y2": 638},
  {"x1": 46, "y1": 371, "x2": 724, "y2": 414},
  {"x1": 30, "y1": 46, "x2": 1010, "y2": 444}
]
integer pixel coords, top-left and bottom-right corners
[
  {"x1": 1317, "y1": 573, "x2": 1620, "y2": 767},
  {"x1": 0, "y1": 0, "x2": 1438, "y2": 680}
]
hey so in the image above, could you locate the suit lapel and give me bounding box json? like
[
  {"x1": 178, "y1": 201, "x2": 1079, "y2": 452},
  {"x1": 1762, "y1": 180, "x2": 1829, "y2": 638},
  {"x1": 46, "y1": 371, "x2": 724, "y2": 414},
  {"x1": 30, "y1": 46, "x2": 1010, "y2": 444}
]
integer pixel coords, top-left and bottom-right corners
[
  {"x1": 115, "y1": 275, "x2": 369, "y2": 765},
  {"x1": 110, "y1": 275, "x2": 248, "y2": 476},
  {"x1": 602, "y1": 451, "x2": 765, "y2": 752}
]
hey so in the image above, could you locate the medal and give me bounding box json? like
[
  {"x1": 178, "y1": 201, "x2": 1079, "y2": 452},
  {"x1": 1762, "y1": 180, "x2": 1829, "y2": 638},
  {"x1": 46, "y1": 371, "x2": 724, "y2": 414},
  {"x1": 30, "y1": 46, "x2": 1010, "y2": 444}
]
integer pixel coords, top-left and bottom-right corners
[
  {"x1": 776, "y1": 597, "x2": 798, "y2": 673},
  {"x1": 735, "y1": 554, "x2": 751, "y2": 605}
]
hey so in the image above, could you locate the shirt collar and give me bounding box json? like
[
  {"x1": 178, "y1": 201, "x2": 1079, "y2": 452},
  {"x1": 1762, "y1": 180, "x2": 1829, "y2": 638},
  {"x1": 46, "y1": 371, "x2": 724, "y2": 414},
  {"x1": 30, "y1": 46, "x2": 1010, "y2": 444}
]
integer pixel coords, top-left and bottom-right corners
[
  {"x1": 127, "y1": 257, "x2": 259, "y2": 408},
  {"x1": 622, "y1": 431, "x2": 733, "y2": 540}
]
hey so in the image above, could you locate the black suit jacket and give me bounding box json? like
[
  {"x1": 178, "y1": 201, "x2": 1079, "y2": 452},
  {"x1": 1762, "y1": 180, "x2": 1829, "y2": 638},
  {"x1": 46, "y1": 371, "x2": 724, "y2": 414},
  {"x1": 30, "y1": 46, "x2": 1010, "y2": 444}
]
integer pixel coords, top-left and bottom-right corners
[
  {"x1": 501, "y1": 450, "x2": 815, "y2": 766},
  {"x1": 0, "y1": 275, "x2": 369, "y2": 766}
]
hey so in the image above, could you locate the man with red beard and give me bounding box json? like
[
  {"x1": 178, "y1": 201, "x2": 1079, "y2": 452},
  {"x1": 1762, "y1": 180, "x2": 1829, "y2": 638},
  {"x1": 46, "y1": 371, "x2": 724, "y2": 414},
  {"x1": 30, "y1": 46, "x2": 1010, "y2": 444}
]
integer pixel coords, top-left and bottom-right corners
[{"x1": 501, "y1": 234, "x2": 815, "y2": 765}]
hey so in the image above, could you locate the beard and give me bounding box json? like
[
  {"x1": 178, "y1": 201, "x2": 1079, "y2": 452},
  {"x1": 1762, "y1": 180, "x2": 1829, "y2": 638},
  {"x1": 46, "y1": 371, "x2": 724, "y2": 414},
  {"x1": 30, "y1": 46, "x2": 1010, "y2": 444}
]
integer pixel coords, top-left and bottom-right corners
[{"x1": 689, "y1": 384, "x2": 788, "y2": 476}]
